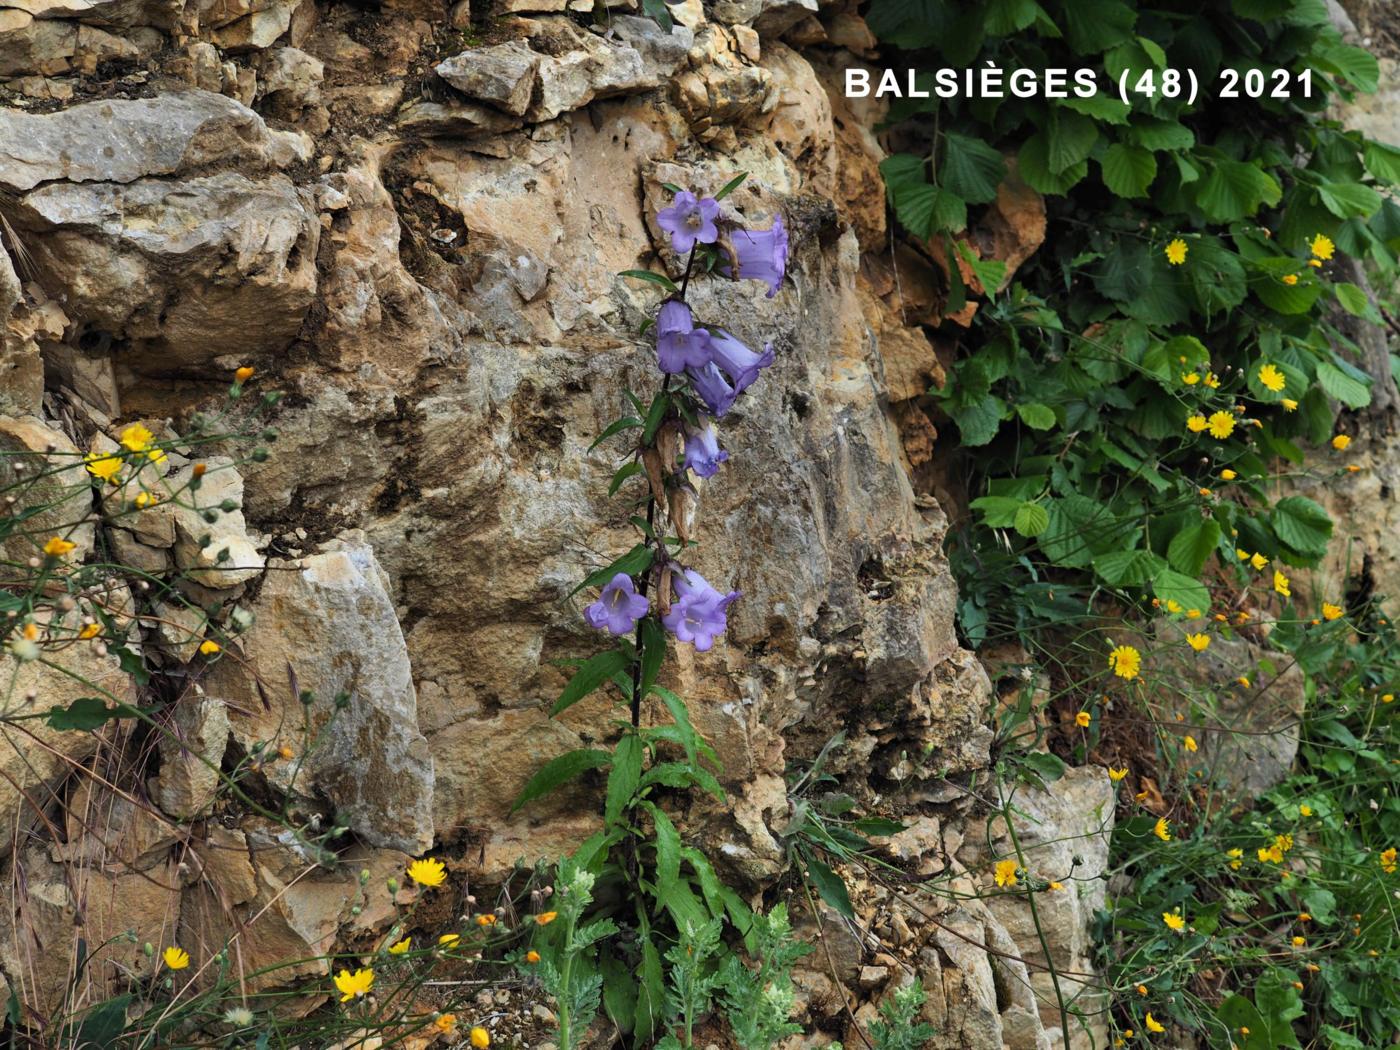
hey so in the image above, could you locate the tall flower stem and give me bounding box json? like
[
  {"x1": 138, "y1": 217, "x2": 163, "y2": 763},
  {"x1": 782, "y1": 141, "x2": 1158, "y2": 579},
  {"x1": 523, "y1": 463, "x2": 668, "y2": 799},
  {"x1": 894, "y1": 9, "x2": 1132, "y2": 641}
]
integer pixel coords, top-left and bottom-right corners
[{"x1": 629, "y1": 244, "x2": 698, "y2": 729}]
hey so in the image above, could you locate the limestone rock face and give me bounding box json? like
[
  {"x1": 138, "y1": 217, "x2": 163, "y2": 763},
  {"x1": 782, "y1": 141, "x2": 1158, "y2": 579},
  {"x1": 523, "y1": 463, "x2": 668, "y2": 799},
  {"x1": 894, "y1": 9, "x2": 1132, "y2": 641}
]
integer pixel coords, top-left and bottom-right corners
[{"x1": 205, "y1": 534, "x2": 435, "y2": 853}]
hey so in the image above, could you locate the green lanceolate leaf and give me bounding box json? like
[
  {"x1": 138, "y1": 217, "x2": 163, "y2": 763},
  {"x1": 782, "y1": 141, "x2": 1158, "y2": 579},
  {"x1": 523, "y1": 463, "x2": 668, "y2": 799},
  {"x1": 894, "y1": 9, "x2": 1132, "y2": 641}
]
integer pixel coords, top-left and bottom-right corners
[
  {"x1": 569, "y1": 543, "x2": 655, "y2": 599},
  {"x1": 713, "y1": 172, "x2": 748, "y2": 200},
  {"x1": 608, "y1": 460, "x2": 643, "y2": 497},
  {"x1": 511, "y1": 748, "x2": 613, "y2": 813},
  {"x1": 552, "y1": 649, "x2": 634, "y2": 716},
  {"x1": 638, "y1": 617, "x2": 665, "y2": 701},
  {"x1": 620, "y1": 269, "x2": 679, "y2": 293},
  {"x1": 642, "y1": 391, "x2": 671, "y2": 444},
  {"x1": 803, "y1": 853, "x2": 855, "y2": 920},
  {"x1": 588, "y1": 416, "x2": 644, "y2": 453},
  {"x1": 605, "y1": 732, "x2": 644, "y2": 825}
]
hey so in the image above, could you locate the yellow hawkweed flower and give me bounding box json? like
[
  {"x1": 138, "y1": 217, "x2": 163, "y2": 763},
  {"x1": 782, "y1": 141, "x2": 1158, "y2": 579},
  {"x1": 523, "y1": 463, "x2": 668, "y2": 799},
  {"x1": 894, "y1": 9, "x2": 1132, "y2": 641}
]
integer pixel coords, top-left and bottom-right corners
[
  {"x1": 476, "y1": 914, "x2": 497, "y2": 927},
  {"x1": 1322, "y1": 603, "x2": 1343, "y2": 621},
  {"x1": 199, "y1": 639, "x2": 221, "y2": 655},
  {"x1": 1136, "y1": 984, "x2": 1148, "y2": 996},
  {"x1": 388, "y1": 938, "x2": 411, "y2": 955},
  {"x1": 526, "y1": 949, "x2": 541, "y2": 963},
  {"x1": 1075, "y1": 711, "x2": 1091, "y2": 728},
  {"x1": 1346, "y1": 464, "x2": 1361, "y2": 472},
  {"x1": 333, "y1": 967, "x2": 374, "y2": 1002},
  {"x1": 535, "y1": 911, "x2": 558, "y2": 925},
  {"x1": 1292, "y1": 936, "x2": 1306, "y2": 947},
  {"x1": 1145, "y1": 1013, "x2": 1166, "y2": 1034},
  {"x1": 1274, "y1": 570, "x2": 1291, "y2": 598},
  {"x1": 1154, "y1": 818, "x2": 1171, "y2": 842},
  {"x1": 435, "y1": 1014, "x2": 458, "y2": 1035},
  {"x1": 1165, "y1": 239, "x2": 1188, "y2": 265},
  {"x1": 1182, "y1": 372, "x2": 1200, "y2": 385},
  {"x1": 438, "y1": 933, "x2": 460, "y2": 948},
  {"x1": 43, "y1": 536, "x2": 76, "y2": 558},
  {"x1": 1198, "y1": 487, "x2": 1213, "y2": 497},
  {"x1": 1187, "y1": 415, "x2": 1209, "y2": 433},
  {"x1": 1300, "y1": 805, "x2": 1312, "y2": 817},
  {"x1": 1282, "y1": 273, "x2": 1298, "y2": 285},
  {"x1": 1310, "y1": 233, "x2": 1335, "y2": 260},
  {"x1": 1250, "y1": 552, "x2": 1268, "y2": 571},
  {"x1": 1227, "y1": 848, "x2": 1243, "y2": 870},
  {"x1": 994, "y1": 860, "x2": 1019, "y2": 887},
  {"x1": 1167, "y1": 599, "x2": 1183, "y2": 612},
  {"x1": 1381, "y1": 847, "x2": 1397, "y2": 874},
  {"x1": 1332, "y1": 434, "x2": 1351, "y2": 451},
  {"x1": 78, "y1": 622, "x2": 101, "y2": 640},
  {"x1": 1298, "y1": 913, "x2": 1312, "y2": 922},
  {"x1": 407, "y1": 857, "x2": 447, "y2": 889},
  {"x1": 1162, "y1": 911, "x2": 1186, "y2": 932},
  {"x1": 1258, "y1": 363, "x2": 1286, "y2": 393},
  {"x1": 163, "y1": 946, "x2": 190, "y2": 970},
  {"x1": 1186, "y1": 634, "x2": 1210, "y2": 652},
  {"x1": 120, "y1": 423, "x2": 167, "y2": 464},
  {"x1": 84, "y1": 452, "x2": 122, "y2": 484},
  {"x1": 1221, "y1": 469, "x2": 1237, "y2": 480},
  {"x1": 1383, "y1": 693, "x2": 1395, "y2": 704},
  {"x1": 1109, "y1": 645, "x2": 1141, "y2": 680},
  {"x1": 235, "y1": 366, "x2": 255, "y2": 383},
  {"x1": 1236, "y1": 549, "x2": 1249, "y2": 561},
  {"x1": 1204, "y1": 372, "x2": 1221, "y2": 388},
  {"x1": 1282, "y1": 398, "x2": 1298, "y2": 411},
  {"x1": 1109, "y1": 767, "x2": 1129, "y2": 782},
  {"x1": 471, "y1": 1028, "x2": 491, "y2": 1050},
  {"x1": 1184, "y1": 735, "x2": 1198, "y2": 753}
]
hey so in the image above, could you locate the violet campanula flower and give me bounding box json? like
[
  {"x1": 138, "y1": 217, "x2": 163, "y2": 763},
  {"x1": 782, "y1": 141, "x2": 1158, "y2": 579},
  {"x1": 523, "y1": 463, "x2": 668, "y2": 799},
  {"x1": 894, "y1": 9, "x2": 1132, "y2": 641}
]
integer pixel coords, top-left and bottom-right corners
[
  {"x1": 657, "y1": 301, "x2": 714, "y2": 375},
  {"x1": 657, "y1": 191, "x2": 720, "y2": 254},
  {"x1": 687, "y1": 361, "x2": 737, "y2": 418},
  {"x1": 725, "y1": 214, "x2": 788, "y2": 298},
  {"x1": 708, "y1": 330, "x2": 774, "y2": 396},
  {"x1": 584, "y1": 572, "x2": 650, "y2": 636},
  {"x1": 683, "y1": 417, "x2": 728, "y2": 478},
  {"x1": 662, "y1": 569, "x2": 740, "y2": 651}
]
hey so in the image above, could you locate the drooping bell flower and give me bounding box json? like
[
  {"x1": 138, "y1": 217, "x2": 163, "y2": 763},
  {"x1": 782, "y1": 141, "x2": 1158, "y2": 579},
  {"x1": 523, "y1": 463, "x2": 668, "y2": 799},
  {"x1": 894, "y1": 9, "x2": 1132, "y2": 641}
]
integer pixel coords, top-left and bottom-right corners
[
  {"x1": 584, "y1": 572, "x2": 650, "y2": 636},
  {"x1": 724, "y1": 214, "x2": 788, "y2": 298},
  {"x1": 708, "y1": 330, "x2": 774, "y2": 396},
  {"x1": 661, "y1": 569, "x2": 740, "y2": 651},
  {"x1": 683, "y1": 417, "x2": 728, "y2": 478},
  {"x1": 657, "y1": 301, "x2": 713, "y2": 374},
  {"x1": 657, "y1": 190, "x2": 721, "y2": 254},
  {"x1": 687, "y1": 362, "x2": 737, "y2": 418}
]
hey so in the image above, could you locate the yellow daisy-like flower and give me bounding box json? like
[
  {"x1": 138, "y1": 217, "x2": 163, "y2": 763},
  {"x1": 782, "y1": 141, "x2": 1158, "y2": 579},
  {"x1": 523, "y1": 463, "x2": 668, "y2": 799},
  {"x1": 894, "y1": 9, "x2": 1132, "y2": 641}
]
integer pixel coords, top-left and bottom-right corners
[
  {"x1": 1221, "y1": 469, "x2": 1237, "y2": 480},
  {"x1": 535, "y1": 911, "x2": 559, "y2": 925},
  {"x1": 1184, "y1": 735, "x2": 1198, "y2": 753},
  {"x1": 235, "y1": 366, "x2": 256, "y2": 383},
  {"x1": 1167, "y1": 599, "x2": 1183, "y2": 613},
  {"x1": 1322, "y1": 603, "x2": 1343, "y2": 621},
  {"x1": 163, "y1": 946, "x2": 190, "y2": 970},
  {"x1": 438, "y1": 933, "x2": 461, "y2": 949},
  {"x1": 1047, "y1": 881, "x2": 1063, "y2": 891},
  {"x1": 1282, "y1": 274, "x2": 1299, "y2": 286},
  {"x1": 333, "y1": 967, "x2": 374, "y2": 1002},
  {"x1": 1332, "y1": 434, "x2": 1351, "y2": 451},
  {"x1": 1259, "y1": 845, "x2": 1284, "y2": 863},
  {"x1": 388, "y1": 938, "x2": 411, "y2": 955},
  {"x1": 1075, "y1": 711, "x2": 1091, "y2": 728},
  {"x1": 119, "y1": 423, "x2": 168, "y2": 465},
  {"x1": 1108, "y1": 767, "x2": 1129, "y2": 782},
  {"x1": 1258, "y1": 363, "x2": 1286, "y2": 393},
  {"x1": 1250, "y1": 552, "x2": 1268, "y2": 571},
  {"x1": 1108, "y1": 644, "x2": 1141, "y2": 680},
  {"x1": 1292, "y1": 936, "x2": 1306, "y2": 947},
  {"x1": 1186, "y1": 634, "x2": 1210, "y2": 652},
  {"x1": 1235, "y1": 549, "x2": 1249, "y2": 561},
  {"x1": 1274, "y1": 570, "x2": 1291, "y2": 598},
  {"x1": 471, "y1": 1027, "x2": 491, "y2": 1050},
  {"x1": 1227, "y1": 848, "x2": 1244, "y2": 870},
  {"x1": 1154, "y1": 818, "x2": 1171, "y2": 842},
  {"x1": 435, "y1": 1014, "x2": 458, "y2": 1035},
  {"x1": 84, "y1": 451, "x2": 122, "y2": 485},
  {"x1": 1381, "y1": 847, "x2": 1397, "y2": 874},
  {"x1": 78, "y1": 622, "x2": 101, "y2": 640},
  {"x1": 43, "y1": 536, "x2": 76, "y2": 558},
  {"x1": 1162, "y1": 911, "x2": 1186, "y2": 932},
  {"x1": 1282, "y1": 398, "x2": 1298, "y2": 411},
  {"x1": 1299, "y1": 805, "x2": 1313, "y2": 817},
  {"x1": 994, "y1": 859, "x2": 1019, "y2": 887},
  {"x1": 1383, "y1": 693, "x2": 1395, "y2": 704},
  {"x1": 1182, "y1": 372, "x2": 1200, "y2": 385},
  {"x1": 1145, "y1": 1012, "x2": 1166, "y2": 1034},
  {"x1": 407, "y1": 857, "x2": 447, "y2": 889},
  {"x1": 526, "y1": 950, "x2": 541, "y2": 963},
  {"x1": 199, "y1": 639, "x2": 221, "y2": 655},
  {"x1": 1186, "y1": 414, "x2": 1209, "y2": 433},
  {"x1": 1204, "y1": 372, "x2": 1221, "y2": 389},
  {"x1": 476, "y1": 914, "x2": 497, "y2": 927},
  {"x1": 1310, "y1": 233, "x2": 1335, "y2": 260},
  {"x1": 1165, "y1": 239, "x2": 1188, "y2": 265}
]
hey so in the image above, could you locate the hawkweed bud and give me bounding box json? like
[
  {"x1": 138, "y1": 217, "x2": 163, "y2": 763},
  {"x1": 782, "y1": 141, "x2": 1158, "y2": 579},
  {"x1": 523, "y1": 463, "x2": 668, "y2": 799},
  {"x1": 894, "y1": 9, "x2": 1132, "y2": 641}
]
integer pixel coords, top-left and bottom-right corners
[
  {"x1": 220, "y1": 499, "x2": 239, "y2": 513},
  {"x1": 300, "y1": 689, "x2": 315, "y2": 705},
  {"x1": 360, "y1": 869, "x2": 371, "y2": 884},
  {"x1": 351, "y1": 905, "x2": 362, "y2": 917},
  {"x1": 251, "y1": 447, "x2": 269, "y2": 462},
  {"x1": 387, "y1": 878, "x2": 400, "y2": 894},
  {"x1": 202, "y1": 509, "x2": 220, "y2": 523},
  {"x1": 143, "y1": 942, "x2": 155, "y2": 957}
]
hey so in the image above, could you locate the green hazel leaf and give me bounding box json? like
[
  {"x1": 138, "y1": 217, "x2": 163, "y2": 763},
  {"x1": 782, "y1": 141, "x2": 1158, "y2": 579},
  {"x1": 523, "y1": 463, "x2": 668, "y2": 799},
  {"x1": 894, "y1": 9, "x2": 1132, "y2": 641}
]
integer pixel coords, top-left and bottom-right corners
[
  {"x1": 1047, "y1": 110, "x2": 1098, "y2": 175},
  {"x1": 1016, "y1": 403, "x2": 1057, "y2": 430},
  {"x1": 552, "y1": 649, "x2": 634, "y2": 716},
  {"x1": 956, "y1": 239, "x2": 1007, "y2": 293},
  {"x1": 619, "y1": 269, "x2": 679, "y2": 293},
  {"x1": 1195, "y1": 160, "x2": 1282, "y2": 222},
  {"x1": 1101, "y1": 143, "x2": 1158, "y2": 198},
  {"x1": 1167, "y1": 519, "x2": 1222, "y2": 577},
  {"x1": 983, "y1": 0, "x2": 1039, "y2": 35},
  {"x1": 1093, "y1": 550, "x2": 1168, "y2": 587},
  {"x1": 1215, "y1": 995, "x2": 1271, "y2": 1050},
  {"x1": 712, "y1": 172, "x2": 747, "y2": 200},
  {"x1": 1018, "y1": 133, "x2": 1089, "y2": 195},
  {"x1": 1060, "y1": 0, "x2": 1136, "y2": 53},
  {"x1": 1013, "y1": 501, "x2": 1049, "y2": 537},
  {"x1": 1271, "y1": 495, "x2": 1333, "y2": 556},
  {"x1": 1252, "y1": 271, "x2": 1322, "y2": 315},
  {"x1": 803, "y1": 854, "x2": 855, "y2": 920},
  {"x1": 1061, "y1": 94, "x2": 1131, "y2": 125},
  {"x1": 1315, "y1": 360, "x2": 1372, "y2": 408},
  {"x1": 510, "y1": 748, "x2": 612, "y2": 812},
  {"x1": 1363, "y1": 140, "x2": 1400, "y2": 182},
  {"x1": 1317, "y1": 181, "x2": 1382, "y2": 219},
  {"x1": 1127, "y1": 117, "x2": 1195, "y2": 151},
  {"x1": 970, "y1": 495, "x2": 1023, "y2": 528},
  {"x1": 1152, "y1": 567, "x2": 1210, "y2": 614},
  {"x1": 1312, "y1": 40, "x2": 1380, "y2": 93},
  {"x1": 940, "y1": 132, "x2": 1006, "y2": 205},
  {"x1": 605, "y1": 732, "x2": 643, "y2": 825},
  {"x1": 950, "y1": 394, "x2": 1007, "y2": 446}
]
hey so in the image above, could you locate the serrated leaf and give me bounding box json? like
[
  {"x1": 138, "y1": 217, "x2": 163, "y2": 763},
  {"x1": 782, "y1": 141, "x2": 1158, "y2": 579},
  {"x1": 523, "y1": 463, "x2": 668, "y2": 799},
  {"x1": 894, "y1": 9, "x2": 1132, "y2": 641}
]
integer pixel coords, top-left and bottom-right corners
[
  {"x1": 1014, "y1": 502, "x2": 1049, "y2": 537},
  {"x1": 1167, "y1": 520, "x2": 1221, "y2": 577},
  {"x1": 552, "y1": 649, "x2": 632, "y2": 716},
  {"x1": 970, "y1": 495, "x2": 1023, "y2": 528},
  {"x1": 1018, "y1": 133, "x2": 1089, "y2": 194},
  {"x1": 1315, "y1": 360, "x2": 1371, "y2": 408},
  {"x1": 1271, "y1": 496, "x2": 1333, "y2": 556},
  {"x1": 1093, "y1": 550, "x2": 1168, "y2": 586},
  {"x1": 511, "y1": 748, "x2": 612, "y2": 812},
  {"x1": 1016, "y1": 403, "x2": 1056, "y2": 430},
  {"x1": 1048, "y1": 110, "x2": 1098, "y2": 174},
  {"x1": 1152, "y1": 567, "x2": 1210, "y2": 614},
  {"x1": 45, "y1": 698, "x2": 140, "y2": 732},
  {"x1": 1101, "y1": 143, "x2": 1157, "y2": 198},
  {"x1": 1195, "y1": 161, "x2": 1281, "y2": 222},
  {"x1": 940, "y1": 133, "x2": 1006, "y2": 204},
  {"x1": 606, "y1": 733, "x2": 643, "y2": 825},
  {"x1": 1317, "y1": 181, "x2": 1382, "y2": 219}
]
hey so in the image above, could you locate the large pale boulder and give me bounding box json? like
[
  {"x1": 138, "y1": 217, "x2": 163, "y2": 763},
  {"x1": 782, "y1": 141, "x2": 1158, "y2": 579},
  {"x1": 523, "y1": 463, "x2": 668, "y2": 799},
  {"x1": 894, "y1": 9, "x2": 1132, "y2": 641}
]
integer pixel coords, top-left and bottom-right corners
[{"x1": 204, "y1": 533, "x2": 435, "y2": 853}]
